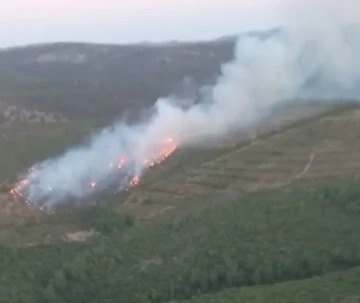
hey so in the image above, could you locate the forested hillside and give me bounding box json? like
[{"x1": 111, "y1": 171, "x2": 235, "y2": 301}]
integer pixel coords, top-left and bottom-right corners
[{"x1": 1, "y1": 180, "x2": 360, "y2": 302}]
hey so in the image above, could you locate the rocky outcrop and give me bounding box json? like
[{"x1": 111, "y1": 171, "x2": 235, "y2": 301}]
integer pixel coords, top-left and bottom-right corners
[
  {"x1": 0, "y1": 100, "x2": 67, "y2": 124},
  {"x1": 31, "y1": 52, "x2": 87, "y2": 64}
]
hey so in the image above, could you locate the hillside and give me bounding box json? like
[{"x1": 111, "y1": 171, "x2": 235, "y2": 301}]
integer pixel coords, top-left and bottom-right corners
[
  {"x1": 1, "y1": 30, "x2": 360, "y2": 301},
  {"x1": 0, "y1": 38, "x2": 235, "y2": 119},
  {"x1": 1, "y1": 165, "x2": 360, "y2": 302},
  {"x1": 1, "y1": 103, "x2": 360, "y2": 303},
  {"x1": 176, "y1": 267, "x2": 360, "y2": 303},
  {"x1": 121, "y1": 103, "x2": 360, "y2": 219},
  {"x1": 1, "y1": 25, "x2": 359, "y2": 123},
  {"x1": 0, "y1": 29, "x2": 285, "y2": 120},
  {"x1": 1, "y1": 103, "x2": 359, "y2": 228}
]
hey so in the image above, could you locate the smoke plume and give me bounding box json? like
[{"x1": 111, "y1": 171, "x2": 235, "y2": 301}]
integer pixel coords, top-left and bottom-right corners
[{"x1": 16, "y1": 0, "x2": 360, "y2": 208}]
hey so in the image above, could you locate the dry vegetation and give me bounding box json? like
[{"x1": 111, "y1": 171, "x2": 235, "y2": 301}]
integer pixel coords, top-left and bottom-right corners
[
  {"x1": 121, "y1": 103, "x2": 360, "y2": 218},
  {"x1": 0, "y1": 193, "x2": 41, "y2": 226},
  {"x1": 1, "y1": 102, "x2": 360, "y2": 303},
  {"x1": 1, "y1": 103, "x2": 358, "y2": 225},
  {"x1": 3, "y1": 35, "x2": 360, "y2": 302}
]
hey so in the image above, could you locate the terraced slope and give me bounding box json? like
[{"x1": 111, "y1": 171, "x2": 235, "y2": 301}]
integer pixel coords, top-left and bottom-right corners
[
  {"x1": 122, "y1": 104, "x2": 360, "y2": 218},
  {"x1": 1, "y1": 103, "x2": 360, "y2": 302},
  {"x1": 1, "y1": 103, "x2": 358, "y2": 223}
]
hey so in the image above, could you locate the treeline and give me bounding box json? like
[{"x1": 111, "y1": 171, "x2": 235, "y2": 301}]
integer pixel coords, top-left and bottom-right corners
[
  {"x1": 1, "y1": 181, "x2": 360, "y2": 302},
  {"x1": 172, "y1": 266, "x2": 360, "y2": 303},
  {"x1": 0, "y1": 205, "x2": 134, "y2": 303}
]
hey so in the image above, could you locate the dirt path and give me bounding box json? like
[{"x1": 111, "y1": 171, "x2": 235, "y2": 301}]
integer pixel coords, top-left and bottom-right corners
[{"x1": 287, "y1": 150, "x2": 316, "y2": 185}]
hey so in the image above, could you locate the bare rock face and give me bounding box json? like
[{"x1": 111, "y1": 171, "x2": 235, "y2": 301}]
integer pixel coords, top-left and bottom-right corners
[{"x1": 0, "y1": 100, "x2": 67, "y2": 124}]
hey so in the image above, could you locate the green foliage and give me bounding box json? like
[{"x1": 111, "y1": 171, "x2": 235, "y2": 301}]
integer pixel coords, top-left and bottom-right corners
[
  {"x1": 175, "y1": 267, "x2": 360, "y2": 303},
  {"x1": 0, "y1": 243, "x2": 82, "y2": 302},
  {"x1": 1, "y1": 181, "x2": 360, "y2": 302},
  {"x1": 3, "y1": 41, "x2": 360, "y2": 303},
  {"x1": 55, "y1": 205, "x2": 135, "y2": 234}
]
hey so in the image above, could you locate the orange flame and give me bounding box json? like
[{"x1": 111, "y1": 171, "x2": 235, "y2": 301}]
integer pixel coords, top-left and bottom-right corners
[{"x1": 10, "y1": 136, "x2": 178, "y2": 210}]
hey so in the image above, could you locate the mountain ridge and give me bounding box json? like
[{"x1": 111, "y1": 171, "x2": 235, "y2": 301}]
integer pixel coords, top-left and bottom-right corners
[{"x1": 0, "y1": 28, "x2": 283, "y2": 119}]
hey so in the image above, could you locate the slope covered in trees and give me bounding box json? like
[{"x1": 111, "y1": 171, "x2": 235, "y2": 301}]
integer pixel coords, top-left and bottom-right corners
[
  {"x1": 1, "y1": 180, "x2": 360, "y2": 302},
  {"x1": 175, "y1": 267, "x2": 360, "y2": 303}
]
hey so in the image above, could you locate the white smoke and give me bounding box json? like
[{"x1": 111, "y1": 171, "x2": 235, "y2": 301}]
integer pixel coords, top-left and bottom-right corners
[{"x1": 21, "y1": 0, "x2": 360, "y2": 208}]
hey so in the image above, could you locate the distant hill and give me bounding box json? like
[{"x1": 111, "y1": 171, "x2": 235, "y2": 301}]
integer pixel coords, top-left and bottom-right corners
[
  {"x1": 0, "y1": 38, "x2": 234, "y2": 119},
  {"x1": 0, "y1": 29, "x2": 280, "y2": 119}
]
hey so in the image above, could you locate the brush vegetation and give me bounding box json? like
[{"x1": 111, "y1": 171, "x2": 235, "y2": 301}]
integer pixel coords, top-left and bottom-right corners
[
  {"x1": 1, "y1": 104, "x2": 360, "y2": 302},
  {"x1": 1, "y1": 180, "x2": 360, "y2": 302}
]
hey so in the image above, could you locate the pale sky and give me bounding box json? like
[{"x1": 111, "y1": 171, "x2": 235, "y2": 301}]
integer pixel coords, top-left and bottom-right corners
[{"x1": 0, "y1": 0, "x2": 282, "y2": 47}]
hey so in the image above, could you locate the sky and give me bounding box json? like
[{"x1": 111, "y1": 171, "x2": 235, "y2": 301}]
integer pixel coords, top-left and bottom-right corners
[{"x1": 0, "y1": 0, "x2": 282, "y2": 47}]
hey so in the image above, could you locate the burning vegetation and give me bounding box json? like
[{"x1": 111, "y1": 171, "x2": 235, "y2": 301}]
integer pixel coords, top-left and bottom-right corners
[{"x1": 10, "y1": 137, "x2": 177, "y2": 211}]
